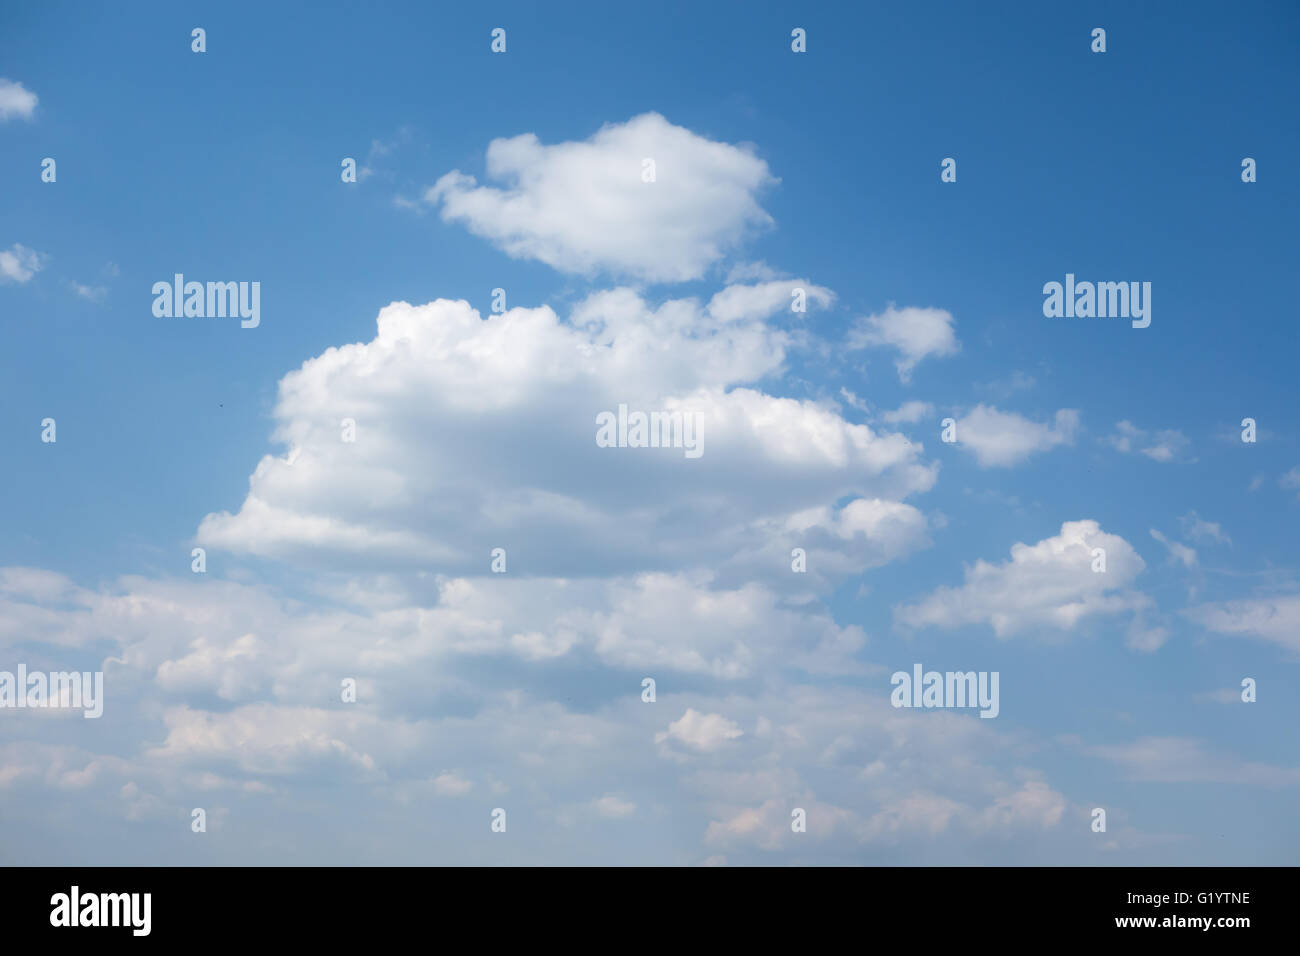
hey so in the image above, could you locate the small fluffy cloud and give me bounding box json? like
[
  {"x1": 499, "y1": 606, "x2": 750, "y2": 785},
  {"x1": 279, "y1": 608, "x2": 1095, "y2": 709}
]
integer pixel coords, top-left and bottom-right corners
[
  {"x1": 0, "y1": 244, "x2": 46, "y2": 284},
  {"x1": 847, "y1": 306, "x2": 959, "y2": 382},
  {"x1": 950, "y1": 405, "x2": 1079, "y2": 467},
  {"x1": 895, "y1": 520, "x2": 1147, "y2": 638},
  {"x1": 425, "y1": 113, "x2": 776, "y2": 282},
  {"x1": 0, "y1": 79, "x2": 37, "y2": 121},
  {"x1": 656, "y1": 709, "x2": 743, "y2": 752}
]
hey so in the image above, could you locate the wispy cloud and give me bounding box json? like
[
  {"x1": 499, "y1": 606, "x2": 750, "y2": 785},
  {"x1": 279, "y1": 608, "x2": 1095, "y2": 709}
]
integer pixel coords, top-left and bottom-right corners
[{"x1": 0, "y1": 78, "x2": 38, "y2": 121}]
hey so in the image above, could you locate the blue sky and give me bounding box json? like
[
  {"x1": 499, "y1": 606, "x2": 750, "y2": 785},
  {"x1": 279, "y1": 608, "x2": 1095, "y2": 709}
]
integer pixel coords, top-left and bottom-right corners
[{"x1": 1, "y1": 0, "x2": 1298, "y2": 864}]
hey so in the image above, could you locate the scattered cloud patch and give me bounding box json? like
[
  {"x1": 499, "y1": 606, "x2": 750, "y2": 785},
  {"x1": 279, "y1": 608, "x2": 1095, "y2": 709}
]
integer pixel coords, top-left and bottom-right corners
[
  {"x1": 880, "y1": 400, "x2": 935, "y2": 425},
  {"x1": 1088, "y1": 737, "x2": 1300, "y2": 787},
  {"x1": 1149, "y1": 529, "x2": 1196, "y2": 568},
  {"x1": 1104, "y1": 421, "x2": 1191, "y2": 463},
  {"x1": 1179, "y1": 512, "x2": 1230, "y2": 546},
  {"x1": 0, "y1": 244, "x2": 46, "y2": 284},
  {"x1": 847, "y1": 306, "x2": 959, "y2": 383},
  {"x1": 0, "y1": 79, "x2": 37, "y2": 121},
  {"x1": 950, "y1": 405, "x2": 1078, "y2": 467},
  {"x1": 1184, "y1": 594, "x2": 1300, "y2": 652},
  {"x1": 68, "y1": 280, "x2": 108, "y2": 303},
  {"x1": 1280, "y1": 467, "x2": 1300, "y2": 499}
]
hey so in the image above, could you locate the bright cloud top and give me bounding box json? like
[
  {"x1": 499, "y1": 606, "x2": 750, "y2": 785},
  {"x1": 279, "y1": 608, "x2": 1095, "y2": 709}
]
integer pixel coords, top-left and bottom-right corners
[
  {"x1": 425, "y1": 113, "x2": 776, "y2": 282},
  {"x1": 895, "y1": 520, "x2": 1147, "y2": 638},
  {"x1": 197, "y1": 291, "x2": 935, "y2": 580}
]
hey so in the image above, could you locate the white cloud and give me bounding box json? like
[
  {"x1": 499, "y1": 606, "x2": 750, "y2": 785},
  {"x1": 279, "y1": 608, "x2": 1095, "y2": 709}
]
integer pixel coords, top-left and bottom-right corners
[
  {"x1": 950, "y1": 405, "x2": 1079, "y2": 467},
  {"x1": 1149, "y1": 529, "x2": 1197, "y2": 568},
  {"x1": 879, "y1": 400, "x2": 934, "y2": 425},
  {"x1": 156, "y1": 634, "x2": 270, "y2": 701},
  {"x1": 0, "y1": 574, "x2": 1139, "y2": 863},
  {"x1": 725, "y1": 261, "x2": 780, "y2": 283},
  {"x1": 196, "y1": 292, "x2": 935, "y2": 578},
  {"x1": 656, "y1": 709, "x2": 743, "y2": 752},
  {"x1": 1088, "y1": 737, "x2": 1300, "y2": 786},
  {"x1": 975, "y1": 370, "x2": 1036, "y2": 399},
  {"x1": 1126, "y1": 619, "x2": 1170, "y2": 653},
  {"x1": 359, "y1": 126, "x2": 414, "y2": 182},
  {"x1": 590, "y1": 794, "x2": 636, "y2": 818},
  {"x1": 431, "y1": 772, "x2": 473, "y2": 796},
  {"x1": 1184, "y1": 594, "x2": 1300, "y2": 652},
  {"x1": 1199, "y1": 687, "x2": 1246, "y2": 704},
  {"x1": 761, "y1": 498, "x2": 930, "y2": 590},
  {"x1": 847, "y1": 306, "x2": 959, "y2": 382},
  {"x1": 895, "y1": 520, "x2": 1148, "y2": 638},
  {"x1": 425, "y1": 113, "x2": 776, "y2": 281},
  {"x1": 1179, "y1": 512, "x2": 1230, "y2": 545},
  {"x1": 0, "y1": 244, "x2": 46, "y2": 284},
  {"x1": 69, "y1": 280, "x2": 108, "y2": 302},
  {"x1": 1140, "y1": 431, "x2": 1190, "y2": 462},
  {"x1": 1104, "y1": 421, "x2": 1191, "y2": 462},
  {"x1": 0, "y1": 79, "x2": 37, "y2": 121},
  {"x1": 706, "y1": 279, "x2": 834, "y2": 323},
  {"x1": 145, "y1": 705, "x2": 381, "y2": 777},
  {"x1": 839, "y1": 388, "x2": 870, "y2": 413}
]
